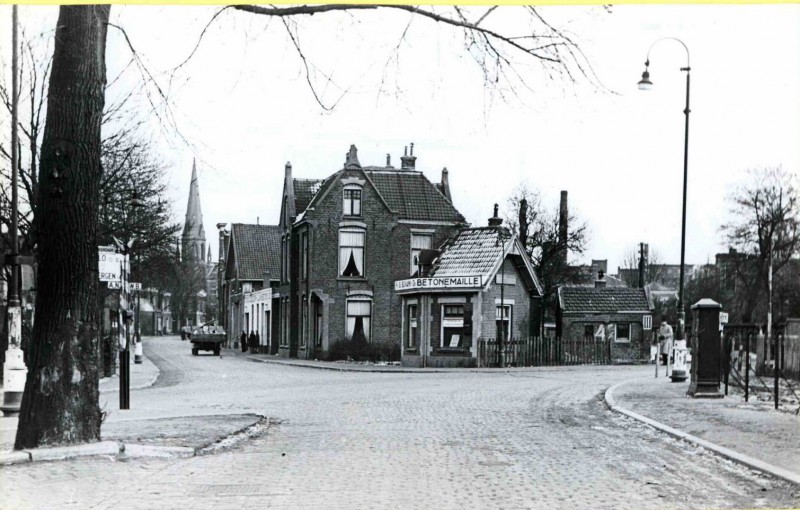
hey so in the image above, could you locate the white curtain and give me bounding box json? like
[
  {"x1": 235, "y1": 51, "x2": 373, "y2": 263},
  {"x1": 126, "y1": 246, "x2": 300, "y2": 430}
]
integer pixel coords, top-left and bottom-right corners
[
  {"x1": 346, "y1": 300, "x2": 371, "y2": 341},
  {"x1": 339, "y1": 231, "x2": 364, "y2": 276}
]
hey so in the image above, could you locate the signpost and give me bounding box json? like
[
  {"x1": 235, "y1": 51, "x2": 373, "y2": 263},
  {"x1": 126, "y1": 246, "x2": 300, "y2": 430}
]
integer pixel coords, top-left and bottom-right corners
[{"x1": 394, "y1": 275, "x2": 483, "y2": 292}]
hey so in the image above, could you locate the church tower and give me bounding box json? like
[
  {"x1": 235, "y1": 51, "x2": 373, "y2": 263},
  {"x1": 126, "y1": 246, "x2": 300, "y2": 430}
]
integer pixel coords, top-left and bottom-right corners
[{"x1": 182, "y1": 159, "x2": 207, "y2": 263}]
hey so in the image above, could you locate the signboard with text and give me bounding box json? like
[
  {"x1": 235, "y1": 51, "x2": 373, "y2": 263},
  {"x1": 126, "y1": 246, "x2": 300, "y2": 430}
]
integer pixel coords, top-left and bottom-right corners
[
  {"x1": 98, "y1": 246, "x2": 123, "y2": 282},
  {"x1": 394, "y1": 275, "x2": 483, "y2": 292}
]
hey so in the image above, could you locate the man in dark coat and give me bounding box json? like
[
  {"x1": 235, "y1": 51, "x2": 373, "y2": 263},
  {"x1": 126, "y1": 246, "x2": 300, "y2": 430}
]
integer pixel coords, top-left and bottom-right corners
[
  {"x1": 240, "y1": 330, "x2": 248, "y2": 353},
  {"x1": 255, "y1": 331, "x2": 261, "y2": 354},
  {"x1": 249, "y1": 330, "x2": 257, "y2": 353}
]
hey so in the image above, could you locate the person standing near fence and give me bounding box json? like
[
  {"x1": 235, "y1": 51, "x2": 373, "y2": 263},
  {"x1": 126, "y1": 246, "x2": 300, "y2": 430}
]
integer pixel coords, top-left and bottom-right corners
[{"x1": 659, "y1": 316, "x2": 674, "y2": 366}]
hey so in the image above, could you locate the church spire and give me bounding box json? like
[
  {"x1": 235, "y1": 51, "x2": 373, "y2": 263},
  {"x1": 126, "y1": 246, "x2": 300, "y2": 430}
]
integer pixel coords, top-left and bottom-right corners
[{"x1": 182, "y1": 159, "x2": 207, "y2": 262}]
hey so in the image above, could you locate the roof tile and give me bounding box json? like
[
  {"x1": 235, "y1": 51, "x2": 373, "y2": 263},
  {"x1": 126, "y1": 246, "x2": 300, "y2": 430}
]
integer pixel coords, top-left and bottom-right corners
[
  {"x1": 560, "y1": 287, "x2": 651, "y2": 313},
  {"x1": 231, "y1": 223, "x2": 282, "y2": 281}
]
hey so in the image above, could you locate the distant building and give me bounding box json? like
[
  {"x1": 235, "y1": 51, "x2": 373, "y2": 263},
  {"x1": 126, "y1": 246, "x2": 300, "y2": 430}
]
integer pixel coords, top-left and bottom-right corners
[
  {"x1": 222, "y1": 223, "x2": 282, "y2": 348},
  {"x1": 556, "y1": 272, "x2": 654, "y2": 364},
  {"x1": 177, "y1": 160, "x2": 215, "y2": 328}
]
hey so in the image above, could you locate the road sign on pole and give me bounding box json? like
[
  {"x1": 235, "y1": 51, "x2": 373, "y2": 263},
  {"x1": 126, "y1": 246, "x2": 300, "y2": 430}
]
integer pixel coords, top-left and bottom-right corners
[
  {"x1": 98, "y1": 246, "x2": 123, "y2": 282},
  {"x1": 128, "y1": 282, "x2": 142, "y2": 291}
]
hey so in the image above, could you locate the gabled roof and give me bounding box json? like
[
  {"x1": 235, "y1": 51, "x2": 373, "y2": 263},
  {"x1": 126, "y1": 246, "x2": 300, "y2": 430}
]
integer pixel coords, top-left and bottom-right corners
[
  {"x1": 432, "y1": 226, "x2": 542, "y2": 295},
  {"x1": 294, "y1": 178, "x2": 324, "y2": 215},
  {"x1": 559, "y1": 287, "x2": 652, "y2": 313},
  {"x1": 229, "y1": 224, "x2": 282, "y2": 281},
  {"x1": 363, "y1": 169, "x2": 464, "y2": 223}
]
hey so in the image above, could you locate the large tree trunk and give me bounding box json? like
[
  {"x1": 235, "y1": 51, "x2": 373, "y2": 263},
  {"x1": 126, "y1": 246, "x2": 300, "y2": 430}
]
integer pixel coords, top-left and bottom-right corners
[{"x1": 15, "y1": 5, "x2": 110, "y2": 449}]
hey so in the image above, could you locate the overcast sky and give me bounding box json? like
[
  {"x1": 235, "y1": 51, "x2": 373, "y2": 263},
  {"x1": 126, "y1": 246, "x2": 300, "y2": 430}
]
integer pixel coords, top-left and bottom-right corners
[{"x1": 3, "y1": 4, "x2": 799, "y2": 272}]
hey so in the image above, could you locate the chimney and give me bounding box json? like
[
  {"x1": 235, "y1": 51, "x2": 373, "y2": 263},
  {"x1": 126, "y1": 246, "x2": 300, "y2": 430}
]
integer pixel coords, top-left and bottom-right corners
[
  {"x1": 216, "y1": 223, "x2": 227, "y2": 262},
  {"x1": 518, "y1": 197, "x2": 528, "y2": 248},
  {"x1": 440, "y1": 167, "x2": 451, "y2": 202},
  {"x1": 386, "y1": 153, "x2": 392, "y2": 168},
  {"x1": 558, "y1": 190, "x2": 568, "y2": 264},
  {"x1": 595, "y1": 269, "x2": 607, "y2": 288},
  {"x1": 400, "y1": 142, "x2": 417, "y2": 170},
  {"x1": 344, "y1": 144, "x2": 361, "y2": 169},
  {"x1": 638, "y1": 242, "x2": 649, "y2": 288},
  {"x1": 488, "y1": 203, "x2": 503, "y2": 227},
  {"x1": 263, "y1": 270, "x2": 271, "y2": 289}
]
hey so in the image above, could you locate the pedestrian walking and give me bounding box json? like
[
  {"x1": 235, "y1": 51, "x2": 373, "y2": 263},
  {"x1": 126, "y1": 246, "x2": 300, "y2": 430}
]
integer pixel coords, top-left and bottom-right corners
[
  {"x1": 240, "y1": 330, "x2": 248, "y2": 353},
  {"x1": 249, "y1": 330, "x2": 257, "y2": 353},
  {"x1": 659, "y1": 316, "x2": 673, "y2": 366},
  {"x1": 255, "y1": 331, "x2": 261, "y2": 353}
]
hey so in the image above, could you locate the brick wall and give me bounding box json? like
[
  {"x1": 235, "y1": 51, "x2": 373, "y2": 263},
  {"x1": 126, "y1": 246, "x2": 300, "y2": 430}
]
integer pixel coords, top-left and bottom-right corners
[
  {"x1": 293, "y1": 168, "x2": 459, "y2": 359},
  {"x1": 562, "y1": 312, "x2": 651, "y2": 363}
]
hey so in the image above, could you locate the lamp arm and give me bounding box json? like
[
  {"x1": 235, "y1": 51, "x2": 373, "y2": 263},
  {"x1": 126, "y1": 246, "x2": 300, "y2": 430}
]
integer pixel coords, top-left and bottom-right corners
[{"x1": 644, "y1": 37, "x2": 691, "y2": 70}]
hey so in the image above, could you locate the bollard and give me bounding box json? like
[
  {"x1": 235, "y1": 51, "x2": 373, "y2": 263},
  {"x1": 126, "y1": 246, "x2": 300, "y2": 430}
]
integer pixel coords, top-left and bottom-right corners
[{"x1": 134, "y1": 339, "x2": 143, "y2": 365}]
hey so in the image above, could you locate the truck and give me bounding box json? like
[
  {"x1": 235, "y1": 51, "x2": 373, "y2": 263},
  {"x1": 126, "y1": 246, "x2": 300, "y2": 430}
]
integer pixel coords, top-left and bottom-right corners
[{"x1": 190, "y1": 321, "x2": 226, "y2": 356}]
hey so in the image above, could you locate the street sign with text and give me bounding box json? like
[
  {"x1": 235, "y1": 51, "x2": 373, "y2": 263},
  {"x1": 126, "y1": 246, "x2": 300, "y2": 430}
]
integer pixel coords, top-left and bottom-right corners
[
  {"x1": 98, "y1": 246, "x2": 123, "y2": 282},
  {"x1": 107, "y1": 281, "x2": 122, "y2": 290},
  {"x1": 128, "y1": 282, "x2": 142, "y2": 291}
]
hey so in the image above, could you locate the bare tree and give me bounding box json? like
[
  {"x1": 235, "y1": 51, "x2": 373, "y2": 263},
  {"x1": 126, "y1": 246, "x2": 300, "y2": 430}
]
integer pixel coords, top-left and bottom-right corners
[
  {"x1": 15, "y1": 5, "x2": 111, "y2": 449},
  {"x1": 505, "y1": 184, "x2": 589, "y2": 327},
  {"x1": 618, "y1": 244, "x2": 666, "y2": 288},
  {"x1": 722, "y1": 167, "x2": 800, "y2": 324}
]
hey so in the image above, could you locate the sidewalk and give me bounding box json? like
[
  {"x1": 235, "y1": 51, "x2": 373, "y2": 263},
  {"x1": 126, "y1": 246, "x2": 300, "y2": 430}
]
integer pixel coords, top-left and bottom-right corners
[
  {"x1": 607, "y1": 374, "x2": 800, "y2": 485},
  {"x1": 98, "y1": 347, "x2": 160, "y2": 393},
  {"x1": 1, "y1": 340, "x2": 265, "y2": 464}
]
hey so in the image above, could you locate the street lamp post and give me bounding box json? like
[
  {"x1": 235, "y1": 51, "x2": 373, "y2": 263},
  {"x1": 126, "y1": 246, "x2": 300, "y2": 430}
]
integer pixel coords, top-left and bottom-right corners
[
  {"x1": 1, "y1": 5, "x2": 28, "y2": 416},
  {"x1": 638, "y1": 37, "x2": 691, "y2": 346}
]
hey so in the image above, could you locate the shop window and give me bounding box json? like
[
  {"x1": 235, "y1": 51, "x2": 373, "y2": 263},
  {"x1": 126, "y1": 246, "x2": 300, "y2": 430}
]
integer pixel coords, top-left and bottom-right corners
[
  {"x1": 339, "y1": 230, "x2": 365, "y2": 277},
  {"x1": 410, "y1": 234, "x2": 432, "y2": 275},
  {"x1": 346, "y1": 299, "x2": 372, "y2": 342},
  {"x1": 615, "y1": 323, "x2": 630, "y2": 343},
  {"x1": 343, "y1": 187, "x2": 362, "y2": 216},
  {"x1": 441, "y1": 304, "x2": 465, "y2": 348},
  {"x1": 407, "y1": 304, "x2": 418, "y2": 348},
  {"x1": 495, "y1": 304, "x2": 512, "y2": 341}
]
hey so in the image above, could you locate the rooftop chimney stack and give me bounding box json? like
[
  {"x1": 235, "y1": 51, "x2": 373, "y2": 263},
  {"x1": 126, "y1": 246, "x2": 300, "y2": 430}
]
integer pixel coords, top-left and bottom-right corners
[
  {"x1": 440, "y1": 167, "x2": 452, "y2": 202},
  {"x1": 386, "y1": 153, "x2": 392, "y2": 168},
  {"x1": 488, "y1": 203, "x2": 503, "y2": 227},
  {"x1": 558, "y1": 190, "x2": 568, "y2": 264},
  {"x1": 595, "y1": 269, "x2": 607, "y2": 288},
  {"x1": 216, "y1": 223, "x2": 227, "y2": 262},
  {"x1": 285, "y1": 162, "x2": 292, "y2": 181},
  {"x1": 400, "y1": 142, "x2": 417, "y2": 170}
]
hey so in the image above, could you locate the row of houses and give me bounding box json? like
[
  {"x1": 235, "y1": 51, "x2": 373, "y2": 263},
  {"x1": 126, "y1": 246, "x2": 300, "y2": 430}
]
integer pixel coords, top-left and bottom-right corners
[{"x1": 213, "y1": 144, "x2": 658, "y2": 367}]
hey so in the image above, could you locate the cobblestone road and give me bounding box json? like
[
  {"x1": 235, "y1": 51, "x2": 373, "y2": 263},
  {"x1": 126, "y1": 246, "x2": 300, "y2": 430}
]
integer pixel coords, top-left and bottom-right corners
[{"x1": 2, "y1": 337, "x2": 798, "y2": 510}]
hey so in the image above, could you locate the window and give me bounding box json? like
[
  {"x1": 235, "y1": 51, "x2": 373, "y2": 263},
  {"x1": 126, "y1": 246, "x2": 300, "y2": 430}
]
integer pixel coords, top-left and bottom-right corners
[
  {"x1": 495, "y1": 304, "x2": 512, "y2": 341},
  {"x1": 339, "y1": 230, "x2": 365, "y2": 277},
  {"x1": 615, "y1": 323, "x2": 630, "y2": 343},
  {"x1": 441, "y1": 304, "x2": 465, "y2": 348},
  {"x1": 346, "y1": 299, "x2": 372, "y2": 342},
  {"x1": 643, "y1": 315, "x2": 652, "y2": 331},
  {"x1": 410, "y1": 234, "x2": 432, "y2": 275},
  {"x1": 583, "y1": 324, "x2": 594, "y2": 340},
  {"x1": 300, "y1": 231, "x2": 308, "y2": 280},
  {"x1": 406, "y1": 304, "x2": 418, "y2": 348},
  {"x1": 343, "y1": 187, "x2": 362, "y2": 216}
]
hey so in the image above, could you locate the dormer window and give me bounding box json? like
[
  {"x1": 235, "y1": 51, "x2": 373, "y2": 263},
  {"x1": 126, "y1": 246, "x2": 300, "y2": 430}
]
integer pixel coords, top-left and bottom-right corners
[{"x1": 343, "y1": 186, "x2": 362, "y2": 216}]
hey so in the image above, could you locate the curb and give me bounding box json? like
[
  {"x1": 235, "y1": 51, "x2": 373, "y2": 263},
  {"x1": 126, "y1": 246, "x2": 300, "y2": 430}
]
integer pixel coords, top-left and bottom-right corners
[
  {"x1": 0, "y1": 440, "x2": 197, "y2": 465},
  {"x1": 244, "y1": 354, "x2": 632, "y2": 374},
  {"x1": 604, "y1": 380, "x2": 800, "y2": 487}
]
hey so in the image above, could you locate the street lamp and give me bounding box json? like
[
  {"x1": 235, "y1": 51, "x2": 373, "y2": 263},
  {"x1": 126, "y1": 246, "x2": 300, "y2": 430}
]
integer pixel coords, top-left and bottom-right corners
[
  {"x1": 130, "y1": 190, "x2": 145, "y2": 365},
  {"x1": 638, "y1": 37, "x2": 691, "y2": 347},
  {"x1": 1, "y1": 5, "x2": 27, "y2": 417}
]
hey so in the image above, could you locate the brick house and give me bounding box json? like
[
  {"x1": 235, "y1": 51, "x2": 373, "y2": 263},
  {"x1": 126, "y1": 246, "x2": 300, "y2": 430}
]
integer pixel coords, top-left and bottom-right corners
[
  {"x1": 276, "y1": 144, "x2": 465, "y2": 359},
  {"x1": 556, "y1": 274, "x2": 655, "y2": 363},
  {"x1": 394, "y1": 209, "x2": 543, "y2": 367},
  {"x1": 223, "y1": 223, "x2": 282, "y2": 348}
]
